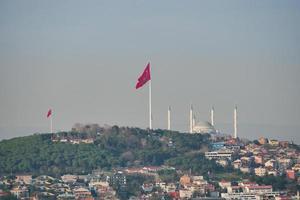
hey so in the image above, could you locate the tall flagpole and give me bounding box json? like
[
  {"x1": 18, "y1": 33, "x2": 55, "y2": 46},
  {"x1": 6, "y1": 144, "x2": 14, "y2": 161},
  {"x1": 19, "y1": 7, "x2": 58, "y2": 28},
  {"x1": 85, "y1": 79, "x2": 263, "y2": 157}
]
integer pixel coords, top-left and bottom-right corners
[
  {"x1": 189, "y1": 105, "x2": 193, "y2": 133},
  {"x1": 234, "y1": 106, "x2": 237, "y2": 139},
  {"x1": 149, "y1": 79, "x2": 152, "y2": 129},
  {"x1": 50, "y1": 112, "x2": 53, "y2": 133},
  {"x1": 136, "y1": 62, "x2": 151, "y2": 130},
  {"x1": 167, "y1": 106, "x2": 171, "y2": 130},
  {"x1": 211, "y1": 106, "x2": 214, "y2": 126}
]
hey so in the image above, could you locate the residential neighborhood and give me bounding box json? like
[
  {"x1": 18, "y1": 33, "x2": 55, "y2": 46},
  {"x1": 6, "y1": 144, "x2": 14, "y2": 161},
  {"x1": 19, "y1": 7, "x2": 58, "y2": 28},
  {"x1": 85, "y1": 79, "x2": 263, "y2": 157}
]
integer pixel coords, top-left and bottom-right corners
[{"x1": 1, "y1": 135, "x2": 299, "y2": 200}]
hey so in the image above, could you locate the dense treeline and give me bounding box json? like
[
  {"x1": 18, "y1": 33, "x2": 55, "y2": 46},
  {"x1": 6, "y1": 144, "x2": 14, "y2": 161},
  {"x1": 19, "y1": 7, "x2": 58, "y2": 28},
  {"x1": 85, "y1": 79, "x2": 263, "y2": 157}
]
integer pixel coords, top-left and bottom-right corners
[
  {"x1": 250, "y1": 175, "x2": 300, "y2": 191},
  {"x1": 0, "y1": 126, "x2": 221, "y2": 176}
]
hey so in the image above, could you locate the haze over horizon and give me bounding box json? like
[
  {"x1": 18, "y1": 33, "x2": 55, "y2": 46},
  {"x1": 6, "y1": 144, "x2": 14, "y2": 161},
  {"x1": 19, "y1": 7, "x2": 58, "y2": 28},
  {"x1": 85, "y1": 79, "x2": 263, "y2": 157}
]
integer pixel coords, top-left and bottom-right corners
[{"x1": 1, "y1": 1, "x2": 300, "y2": 143}]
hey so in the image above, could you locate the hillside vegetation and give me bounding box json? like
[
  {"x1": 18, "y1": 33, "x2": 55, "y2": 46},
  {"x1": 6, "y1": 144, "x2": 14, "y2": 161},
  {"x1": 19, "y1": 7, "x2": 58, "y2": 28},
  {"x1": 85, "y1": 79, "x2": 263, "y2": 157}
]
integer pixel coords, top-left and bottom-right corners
[{"x1": 0, "y1": 126, "x2": 223, "y2": 176}]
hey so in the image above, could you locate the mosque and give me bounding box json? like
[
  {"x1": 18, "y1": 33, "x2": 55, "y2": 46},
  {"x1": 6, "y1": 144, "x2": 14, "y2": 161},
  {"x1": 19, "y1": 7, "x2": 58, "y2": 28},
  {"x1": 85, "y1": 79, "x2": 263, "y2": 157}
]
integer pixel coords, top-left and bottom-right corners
[
  {"x1": 192, "y1": 121, "x2": 216, "y2": 134},
  {"x1": 189, "y1": 105, "x2": 217, "y2": 134},
  {"x1": 188, "y1": 105, "x2": 237, "y2": 138},
  {"x1": 166, "y1": 105, "x2": 238, "y2": 138}
]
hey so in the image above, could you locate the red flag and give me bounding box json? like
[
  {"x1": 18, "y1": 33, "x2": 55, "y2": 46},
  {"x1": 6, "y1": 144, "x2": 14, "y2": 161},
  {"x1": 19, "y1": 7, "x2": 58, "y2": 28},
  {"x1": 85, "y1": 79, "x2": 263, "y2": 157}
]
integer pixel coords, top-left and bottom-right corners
[
  {"x1": 47, "y1": 109, "x2": 52, "y2": 118},
  {"x1": 136, "y1": 62, "x2": 151, "y2": 89}
]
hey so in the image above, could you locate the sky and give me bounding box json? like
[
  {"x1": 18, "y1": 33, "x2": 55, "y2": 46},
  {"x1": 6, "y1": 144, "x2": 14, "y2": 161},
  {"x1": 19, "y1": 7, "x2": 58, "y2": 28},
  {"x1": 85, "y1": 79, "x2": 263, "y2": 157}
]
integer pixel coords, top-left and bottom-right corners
[{"x1": 0, "y1": 0, "x2": 300, "y2": 143}]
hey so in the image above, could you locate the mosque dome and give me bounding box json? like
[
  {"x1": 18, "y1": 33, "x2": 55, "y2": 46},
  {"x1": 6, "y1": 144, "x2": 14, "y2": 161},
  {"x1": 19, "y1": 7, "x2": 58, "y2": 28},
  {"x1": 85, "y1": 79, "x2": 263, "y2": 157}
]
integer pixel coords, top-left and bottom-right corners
[{"x1": 193, "y1": 121, "x2": 216, "y2": 134}]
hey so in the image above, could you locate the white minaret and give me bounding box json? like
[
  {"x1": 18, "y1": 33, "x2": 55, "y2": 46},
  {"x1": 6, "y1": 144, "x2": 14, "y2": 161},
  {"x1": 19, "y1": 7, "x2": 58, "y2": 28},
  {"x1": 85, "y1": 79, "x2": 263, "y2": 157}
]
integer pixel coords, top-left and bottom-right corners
[
  {"x1": 211, "y1": 106, "x2": 214, "y2": 126},
  {"x1": 193, "y1": 113, "x2": 196, "y2": 129},
  {"x1": 167, "y1": 106, "x2": 171, "y2": 130},
  {"x1": 189, "y1": 105, "x2": 193, "y2": 133},
  {"x1": 234, "y1": 106, "x2": 237, "y2": 139}
]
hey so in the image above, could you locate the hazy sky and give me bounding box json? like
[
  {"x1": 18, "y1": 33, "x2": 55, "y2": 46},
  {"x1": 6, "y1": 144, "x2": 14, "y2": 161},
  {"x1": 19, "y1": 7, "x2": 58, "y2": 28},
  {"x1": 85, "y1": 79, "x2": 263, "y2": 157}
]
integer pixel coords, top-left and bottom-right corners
[{"x1": 0, "y1": 0, "x2": 300, "y2": 143}]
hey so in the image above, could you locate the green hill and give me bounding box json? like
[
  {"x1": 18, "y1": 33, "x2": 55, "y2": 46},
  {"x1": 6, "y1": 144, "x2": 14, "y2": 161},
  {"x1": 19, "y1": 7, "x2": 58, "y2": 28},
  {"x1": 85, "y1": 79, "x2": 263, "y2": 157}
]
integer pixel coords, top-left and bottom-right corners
[{"x1": 0, "y1": 126, "x2": 223, "y2": 176}]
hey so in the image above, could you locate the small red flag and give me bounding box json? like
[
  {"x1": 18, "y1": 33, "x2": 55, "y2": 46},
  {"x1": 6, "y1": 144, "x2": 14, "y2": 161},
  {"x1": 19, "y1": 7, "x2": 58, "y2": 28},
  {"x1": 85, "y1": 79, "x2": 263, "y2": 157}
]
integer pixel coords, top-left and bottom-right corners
[
  {"x1": 47, "y1": 109, "x2": 52, "y2": 118},
  {"x1": 136, "y1": 62, "x2": 151, "y2": 89}
]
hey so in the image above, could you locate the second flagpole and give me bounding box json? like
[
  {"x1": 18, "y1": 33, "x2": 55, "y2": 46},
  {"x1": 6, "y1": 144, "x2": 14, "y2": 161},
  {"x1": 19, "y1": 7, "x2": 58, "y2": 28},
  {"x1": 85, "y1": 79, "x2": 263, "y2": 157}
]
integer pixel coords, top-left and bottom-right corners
[
  {"x1": 50, "y1": 113, "x2": 53, "y2": 133},
  {"x1": 149, "y1": 78, "x2": 152, "y2": 129}
]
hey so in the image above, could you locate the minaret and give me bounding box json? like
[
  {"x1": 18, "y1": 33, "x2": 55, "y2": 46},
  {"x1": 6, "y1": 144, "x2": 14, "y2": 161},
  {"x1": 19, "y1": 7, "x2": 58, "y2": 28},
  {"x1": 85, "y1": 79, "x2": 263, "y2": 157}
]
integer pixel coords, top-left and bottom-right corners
[
  {"x1": 189, "y1": 105, "x2": 193, "y2": 133},
  {"x1": 211, "y1": 106, "x2": 214, "y2": 126},
  {"x1": 193, "y1": 113, "x2": 196, "y2": 129},
  {"x1": 234, "y1": 106, "x2": 237, "y2": 139},
  {"x1": 167, "y1": 106, "x2": 171, "y2": 130}
]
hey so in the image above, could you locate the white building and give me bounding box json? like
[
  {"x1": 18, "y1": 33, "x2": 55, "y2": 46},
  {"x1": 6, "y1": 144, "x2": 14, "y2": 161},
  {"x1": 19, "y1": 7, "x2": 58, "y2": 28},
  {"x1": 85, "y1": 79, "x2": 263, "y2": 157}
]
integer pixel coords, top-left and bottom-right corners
[
  {"x1": 179, "y1": 189, "x2": 193, "y2": 199},
  {"x1": 205, "y1": 150, "x2": 234, "y2": 161},
  {"x1": 292, "y1": 163, "x2": 300, "y2": 171},
  {"x1": 89, "y1": 180, "x2": 109, "y2": 189},
  {"x1": 255, "y1": 167, "x2": 267, "y2": 177},
  {"x1": 232, "y1": 159, "x2": 242, "y2": 169},
  {"x1": 156, "y1": 182, "x2": 176, "y2": 193},
  {"x1": 216, "y1": 159, "x2": 229, "y2": 167},
  {"x1": 221, "y1": 193, "x2": 260, "y2": 200},
  {"x1": 61, "y1": 174, "x2": 78, "y2": 183},
  {"x1": 267, "y1": 170, "x2": 278, "y2": 176},
  {"x1": 245, "y1": 185, "x2": 272, "y2": 194},
  {"x1": 265, "y1": 159, "x2": 276, "y2": 168},
  {"x1": 192, "y1": 176, "x2": 207, "y2": 185}
]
